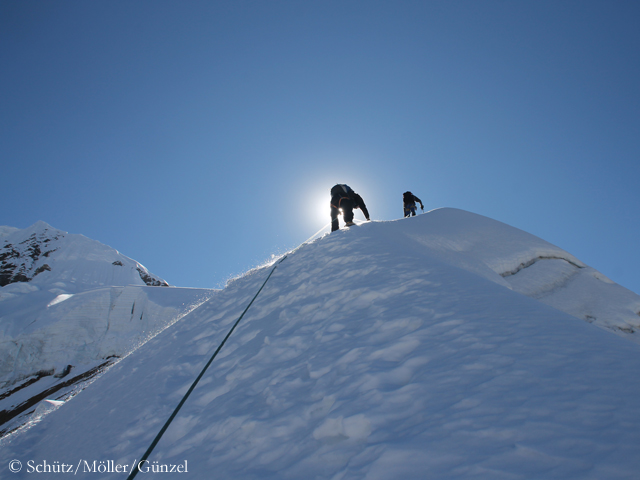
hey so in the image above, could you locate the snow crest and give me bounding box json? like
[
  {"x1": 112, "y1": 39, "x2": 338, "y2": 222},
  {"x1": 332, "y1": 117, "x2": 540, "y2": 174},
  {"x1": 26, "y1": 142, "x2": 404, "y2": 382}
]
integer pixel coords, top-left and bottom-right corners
[{"x1": 2, "y1": 209, "x2": 640, "y2": 479}]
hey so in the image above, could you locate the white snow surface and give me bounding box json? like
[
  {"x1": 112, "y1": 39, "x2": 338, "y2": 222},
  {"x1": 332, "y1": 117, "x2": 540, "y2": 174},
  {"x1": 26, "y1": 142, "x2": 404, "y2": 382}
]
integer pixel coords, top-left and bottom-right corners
[
  {"x1": 398, "y1": 209, "x2": 640, "y2": 339},
  {"x1": 0, "y1": 221, "x2": 217, "y2": 435},
  {"x1": 0, "y1": 285, "x2": 215, "y2": 381},
  {"x1": 0, "y1": 226, "x2": 19, "y2": 239},
  {"x1": 2, "y1": 208, "x2": 640, "y2": 479},
  {"x1": 0, "y1": 221, "x2": 216, "y2": 381}
]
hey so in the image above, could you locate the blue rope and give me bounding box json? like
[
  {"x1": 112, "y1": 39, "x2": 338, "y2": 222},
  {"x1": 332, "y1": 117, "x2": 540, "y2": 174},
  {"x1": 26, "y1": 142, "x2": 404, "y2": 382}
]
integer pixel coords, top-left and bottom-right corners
[{"x1": 126, "y1": 256, "x2": 287, "y2": 479}]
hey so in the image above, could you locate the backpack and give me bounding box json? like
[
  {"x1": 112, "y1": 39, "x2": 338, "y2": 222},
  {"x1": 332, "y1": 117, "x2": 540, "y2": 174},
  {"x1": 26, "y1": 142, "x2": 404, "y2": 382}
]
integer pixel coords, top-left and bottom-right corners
[
  {"x1": 331, "y1": 184, "x2": 355, "y2": 198},
  {"x1": 403, "y1": 191, "x2": 414, "y2": 204}
]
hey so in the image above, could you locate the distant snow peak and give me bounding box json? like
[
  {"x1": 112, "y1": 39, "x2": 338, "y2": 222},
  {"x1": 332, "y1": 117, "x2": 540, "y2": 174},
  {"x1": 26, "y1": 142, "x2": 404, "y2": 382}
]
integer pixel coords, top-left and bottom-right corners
[
  {"x1": 0, "y1": 221, "x2": 169, "y2": 290},
  {"x1": 0, "y1": 221, "x2": 214, "y2": 437}
]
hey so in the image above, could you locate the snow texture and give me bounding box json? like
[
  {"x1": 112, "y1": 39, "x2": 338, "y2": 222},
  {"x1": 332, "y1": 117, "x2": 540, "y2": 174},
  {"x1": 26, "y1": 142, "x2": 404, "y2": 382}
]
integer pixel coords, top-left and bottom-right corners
[
  {"x1": 2, "y1": 209, "x2": 640, "y2": 479},
  {"x1": 0, "y1": 222, "x2": 216, "y2": 436}
]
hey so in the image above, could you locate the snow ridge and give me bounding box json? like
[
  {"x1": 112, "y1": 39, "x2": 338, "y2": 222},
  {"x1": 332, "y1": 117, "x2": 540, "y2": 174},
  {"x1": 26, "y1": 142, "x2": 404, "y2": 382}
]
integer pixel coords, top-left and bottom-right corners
[
  {"x1": 2, "y1": 209, "x2": 640, "y2": 479},
  {"x1": 401, "y1": 209, "x2": 640, "y2": 340}
]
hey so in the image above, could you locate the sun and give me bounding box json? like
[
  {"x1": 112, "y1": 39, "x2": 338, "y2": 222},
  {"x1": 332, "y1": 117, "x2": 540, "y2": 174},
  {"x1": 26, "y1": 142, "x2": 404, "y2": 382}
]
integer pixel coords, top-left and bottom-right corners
[{"x1": 318, "y1": 197, "x2": 331, "y2": 224}]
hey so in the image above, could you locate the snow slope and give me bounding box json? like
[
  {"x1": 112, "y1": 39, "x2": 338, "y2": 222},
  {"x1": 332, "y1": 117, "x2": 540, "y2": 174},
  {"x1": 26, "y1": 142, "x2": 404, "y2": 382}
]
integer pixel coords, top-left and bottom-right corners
[
  {"x1": 394, "y1": 209, "x2": 640, "y2": 340},
  {"x1": 2, "y1": 208, "x2": 640, "y2": 479},
  {"x1": 0, "y1": 222, "x2": 216, "y2": 436}
]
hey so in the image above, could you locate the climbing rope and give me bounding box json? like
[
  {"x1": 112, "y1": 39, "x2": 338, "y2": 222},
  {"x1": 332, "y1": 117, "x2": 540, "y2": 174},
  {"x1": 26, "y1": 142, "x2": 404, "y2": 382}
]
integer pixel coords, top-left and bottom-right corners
[
  {"x1": 126, "y1": 255, "x2": 287, "y2": 480},
  {"x1": 302, "y1": 222, "x2": 331, "y2": 244},
  {"x1": 302, "y1": 218, "x2": 367, "y2": 246}
]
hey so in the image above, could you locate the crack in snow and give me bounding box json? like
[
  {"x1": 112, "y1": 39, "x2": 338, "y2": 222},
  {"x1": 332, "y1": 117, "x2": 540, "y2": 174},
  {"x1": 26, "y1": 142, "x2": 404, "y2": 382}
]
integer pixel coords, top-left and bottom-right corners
[{"x1": 500, "y1": 256, "x2": 584, "y2": 278}]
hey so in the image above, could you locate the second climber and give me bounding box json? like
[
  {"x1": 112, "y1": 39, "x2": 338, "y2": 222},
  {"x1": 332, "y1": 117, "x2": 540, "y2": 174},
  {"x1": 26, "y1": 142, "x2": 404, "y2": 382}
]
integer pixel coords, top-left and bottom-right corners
[{"x1": 402, "y1": 191, "x2": 424, "y2": 217}]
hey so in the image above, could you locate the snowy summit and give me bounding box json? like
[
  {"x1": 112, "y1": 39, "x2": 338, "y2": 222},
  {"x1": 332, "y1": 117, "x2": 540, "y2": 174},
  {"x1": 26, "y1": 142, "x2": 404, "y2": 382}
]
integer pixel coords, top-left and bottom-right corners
[
  {"x1": 2, "y1": 209, "x2": 640, "y2": 479},
  {"x1": 0, "y1": 221, "x2": 168, "y2": 291}
]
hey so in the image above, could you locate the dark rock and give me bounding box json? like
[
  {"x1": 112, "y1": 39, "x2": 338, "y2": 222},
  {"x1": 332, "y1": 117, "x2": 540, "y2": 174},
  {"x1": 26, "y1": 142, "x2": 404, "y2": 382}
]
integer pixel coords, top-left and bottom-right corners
[
  {"x1": 136, "y1": 267, "x2": 169, "y2": 287},
  {"x1": 53, "y1": 365, "x2": 73, "y2": 378},
  {"x1": 33, "y1": 264, "x2": 51, "y2": 276}
]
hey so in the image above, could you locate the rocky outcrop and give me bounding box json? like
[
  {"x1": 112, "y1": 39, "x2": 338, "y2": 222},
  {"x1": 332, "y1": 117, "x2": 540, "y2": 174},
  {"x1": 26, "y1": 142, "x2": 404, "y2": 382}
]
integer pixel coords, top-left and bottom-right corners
[
  {"x1": 0, "y1": 229, "x2": 60, "y2": 287},
  {"x1": 136, "y1": 267, "x2": 169, "y2": 287}
]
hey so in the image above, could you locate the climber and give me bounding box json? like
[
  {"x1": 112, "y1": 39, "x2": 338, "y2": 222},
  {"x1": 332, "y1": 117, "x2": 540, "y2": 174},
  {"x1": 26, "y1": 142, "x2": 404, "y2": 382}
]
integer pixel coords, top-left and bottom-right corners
[
  {"x1": 403, "y1": 191, "x2": 424, "y2": 217},
  {"x1": 330, "y1": 184, "x2": 370, "y2": 232}
]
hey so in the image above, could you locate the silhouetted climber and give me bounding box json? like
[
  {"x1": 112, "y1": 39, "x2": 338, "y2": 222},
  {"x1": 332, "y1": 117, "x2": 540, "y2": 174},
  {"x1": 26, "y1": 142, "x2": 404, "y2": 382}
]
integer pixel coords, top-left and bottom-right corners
[
  {"x1": 330, "y1": 184, "x2": 370, "y2": 232},
  {"x1": 403, "y1": 191, "x2": 424, "y2": 217}
]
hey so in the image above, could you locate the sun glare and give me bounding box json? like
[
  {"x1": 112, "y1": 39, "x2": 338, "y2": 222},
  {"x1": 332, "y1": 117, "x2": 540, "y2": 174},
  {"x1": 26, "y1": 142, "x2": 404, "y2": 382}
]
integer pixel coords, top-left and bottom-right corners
[{"x1": 318, "y1": 197, "x2": 331, "y2": 224}]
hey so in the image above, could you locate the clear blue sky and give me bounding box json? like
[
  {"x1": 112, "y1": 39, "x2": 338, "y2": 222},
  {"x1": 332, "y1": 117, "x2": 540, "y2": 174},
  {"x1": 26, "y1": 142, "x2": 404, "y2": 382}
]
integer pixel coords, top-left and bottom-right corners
[{"x1": 2, "y1": 0, "x2": 639, "y2": 294}]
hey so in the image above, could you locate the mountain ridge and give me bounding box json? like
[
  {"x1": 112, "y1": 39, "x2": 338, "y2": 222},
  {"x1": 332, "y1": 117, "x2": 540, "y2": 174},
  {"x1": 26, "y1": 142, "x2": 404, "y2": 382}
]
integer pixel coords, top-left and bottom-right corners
[{"x1": 2, "y1": 209, "x2": 640, "y2": 478}]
